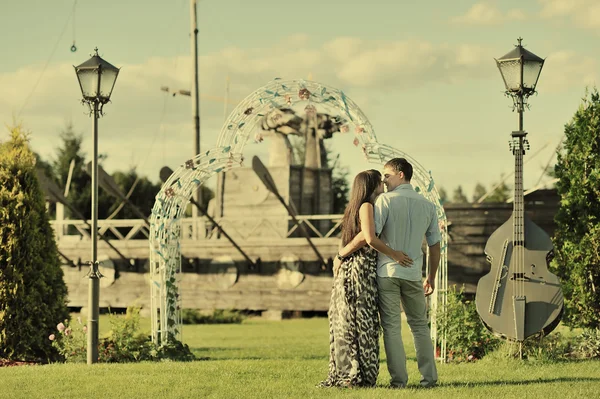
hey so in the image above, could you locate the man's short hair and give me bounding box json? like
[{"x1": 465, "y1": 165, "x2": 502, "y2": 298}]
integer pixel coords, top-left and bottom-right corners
[{"x1": 385, "y1": 158, "x2": 413, "y2": 181}]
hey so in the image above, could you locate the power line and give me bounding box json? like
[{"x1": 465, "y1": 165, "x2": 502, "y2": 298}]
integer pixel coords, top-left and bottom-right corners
[
  {"x1": 123, "y1": 0, "x2": 186, "y2": 181},
  {"x1": 535, "y1": 135, "x2": 563, "y2": 187},
  {"x1": 17, "y1": 1, "x2": 77, "y2": 118},
  {"x1": 137, "y1": 93, "x2": 169, "y2": 175}
]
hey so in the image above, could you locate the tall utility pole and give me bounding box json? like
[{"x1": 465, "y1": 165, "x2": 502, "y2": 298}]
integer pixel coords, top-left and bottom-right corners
[
  {"x1": 191, "y1": 0, "x2": 201, "y2": 219},
  {"x1": 216, "y1": 76, "x2": 230, "y2": 222}
]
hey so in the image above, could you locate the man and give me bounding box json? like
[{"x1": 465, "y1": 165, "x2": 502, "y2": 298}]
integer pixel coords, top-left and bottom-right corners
[{"x1": 337, "y1": 157, "x2": 441, "y2": 388}]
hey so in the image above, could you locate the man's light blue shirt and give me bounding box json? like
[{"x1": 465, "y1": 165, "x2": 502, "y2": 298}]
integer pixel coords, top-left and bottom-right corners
[{"x1": 374, "y1": 184, "x2": 441, "y2": 281}]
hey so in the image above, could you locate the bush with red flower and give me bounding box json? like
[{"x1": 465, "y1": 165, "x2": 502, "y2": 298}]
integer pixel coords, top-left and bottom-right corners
[{"x1": 436, "y1": 287, "x2": 501, "y2": 362}]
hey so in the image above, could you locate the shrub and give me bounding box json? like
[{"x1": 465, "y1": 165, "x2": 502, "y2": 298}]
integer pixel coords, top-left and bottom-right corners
[
  {"x1": 574, "y1": 329, "x2": 600, "y2": 359},
  {"x1": 0, "y1": 126, "x2": 69, "y2": 362},
  {"x1": 50, "y1": 307, "x2": 195, "y2": 363},
  {"x1": 181, "y1": 309, "x2": 245, "y2": 324},
  {"x1": 153, "y1": 332, "x2": 196, "y2": 362},
  {"x1": 487, "y1": 332, "x2": 574, "y2": 363},
  {"x1": 50, "y1": 318, "x2": 87, "y2": 363},
  {"x1": 437, "y1": 286, "x2": 501, "y2": 362},
  {"x1": 98, "y1": 307, "x2": 155, "y2": 363},
  {"x1": 552, "y1": 88, "x2": 600, "y2": 329}
]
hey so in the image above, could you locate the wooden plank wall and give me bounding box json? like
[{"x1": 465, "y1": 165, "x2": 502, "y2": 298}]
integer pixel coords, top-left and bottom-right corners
[
  {"x1": 444, "y1": 201, "x2": 559, "y2": 293},
  {"x1": 60, "y1": 197, "x2": 560, "y2": 312}
]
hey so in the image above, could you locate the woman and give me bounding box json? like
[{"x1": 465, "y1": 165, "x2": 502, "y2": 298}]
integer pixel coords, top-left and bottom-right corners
[{"x1": 319, "y1": 169, "x2": 412, "y2": 388}]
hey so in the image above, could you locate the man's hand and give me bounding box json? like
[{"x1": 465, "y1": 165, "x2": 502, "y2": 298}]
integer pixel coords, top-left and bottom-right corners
[
  {"x1": 392, "y1": 250, "x2": 413, "y2": 267},
  {"x1": 333, "y1": 257, "x2": 342, "y2": 277},
  {"x1": 423, "y1": 276, "x2": 435, "y2": 297}
]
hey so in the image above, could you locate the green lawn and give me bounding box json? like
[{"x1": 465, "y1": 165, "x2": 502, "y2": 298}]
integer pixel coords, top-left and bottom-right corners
[{"x1": 1, "y1": 317, "x2": 598, "y2": 398}]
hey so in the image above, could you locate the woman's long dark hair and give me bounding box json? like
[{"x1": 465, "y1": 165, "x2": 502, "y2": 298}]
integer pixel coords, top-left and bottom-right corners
[{"x1": 340, "y1": 169, "x2": 382, "y2": 246}]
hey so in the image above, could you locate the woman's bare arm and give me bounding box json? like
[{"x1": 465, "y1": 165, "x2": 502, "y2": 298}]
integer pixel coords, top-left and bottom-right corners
[
  {"x1": 338, "y1": 231, "x2": 367, "y2": 258},
  {"x1": 359, "y1": 202, "x2": 412, "y2": 266}
]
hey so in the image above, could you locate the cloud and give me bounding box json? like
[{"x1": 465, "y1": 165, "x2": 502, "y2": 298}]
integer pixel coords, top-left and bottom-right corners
[
  {"x1": 538, "y1": 50, "x2": 599, "y2": 93},
  {"x1": 1, "y1": 35, "x2": 589, "y2": 185},
  {"x1": 452, "y1": 2, "x2": 526, "y2": 25},
  {"x1": 2, "y1": 35, "x2": 498, "y2": 119},
  {"x1": 538, "y1": 0, "x2": 600, "y2": 29},
  {"x1": 321, "y1": 39, "x2": 493, "y2": 90},
  {"x1": 539, "y1": 0, "x2": 586, "y2": 18}
]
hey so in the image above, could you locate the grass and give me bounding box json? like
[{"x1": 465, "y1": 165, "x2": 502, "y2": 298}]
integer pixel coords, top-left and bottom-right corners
[{"x1": 1, "y1": 316, "x2": 599, "y2": 398}]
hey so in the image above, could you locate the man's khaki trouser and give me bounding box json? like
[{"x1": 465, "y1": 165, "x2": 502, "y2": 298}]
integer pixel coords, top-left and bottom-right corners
[{"x1": 377, "y1": 276, "x2": 438, "y2": 388}]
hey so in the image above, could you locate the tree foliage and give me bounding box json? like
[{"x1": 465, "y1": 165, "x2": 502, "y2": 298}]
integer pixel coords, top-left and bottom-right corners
[
  {"x1": 51, "y1": 123, "x2": 112, "y2": 220},
  {"x1": 452, "y1": 185, "x2": 469, "y2": 204},
  {"x1": 437, "y1": 187, "x2": 448, "y2": 205},
  {"x1": 109, "y1": 169, "x2": 162, "y2": 219},
  {"x1": 485, "y1": 177, "x2": 511, "y2": 203},
  {"x1": 332, "y1": 163, "x2": 350, "y2": 214},
  {"x1": 472, "y1": 183, "x2": 487, "y2": 203},
  {"x1": 0, "y1": 125, "x2": 69, "y2": 362},
  {"x1": 470, "y1": 179, "x2": 511, "y2": 204},
  {"x1": 552, "y1": 88, "x2": 600, "y2": 329},
  {"x1": 48, "y1": 123, "x2": 197, "y2": 219}
]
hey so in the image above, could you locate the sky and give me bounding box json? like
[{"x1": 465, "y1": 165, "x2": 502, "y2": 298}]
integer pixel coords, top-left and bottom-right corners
[{"x1": 1, "y1": 0, "x2": 599, "y2": 200}]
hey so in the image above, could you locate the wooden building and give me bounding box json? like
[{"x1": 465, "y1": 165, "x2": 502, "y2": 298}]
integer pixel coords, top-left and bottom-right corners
[{"x1": 54, "y1": 188, "x2": 560, "y2": 314}]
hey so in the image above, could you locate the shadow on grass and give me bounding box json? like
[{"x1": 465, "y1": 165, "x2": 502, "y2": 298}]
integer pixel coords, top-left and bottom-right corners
[
  {"x1": 300, "y1": 355, "x2": 329, "y2": 360},
  {"x1": 437, "y1": 377, "x2": 600, "y2": 388},
  {"x1": 378, "y1": 357, "x2": 416, "y2": 364},
  {"x1": 190, "y1": 347, "x2": 330, "y2": 362},
  {"x1": 190, "y1": 348, "x2": 267, "y2": 361},
  {"x1": 193, "y1": 347, "x2": 243, "y2": 352},
  {"x1": 193, "y1": 356, "x2": 265, "y2": 361}
]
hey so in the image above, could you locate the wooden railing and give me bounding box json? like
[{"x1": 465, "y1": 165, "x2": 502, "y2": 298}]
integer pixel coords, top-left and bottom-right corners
[{"x1": 50, "y1": 215, "x2": 344, "y2": 242}]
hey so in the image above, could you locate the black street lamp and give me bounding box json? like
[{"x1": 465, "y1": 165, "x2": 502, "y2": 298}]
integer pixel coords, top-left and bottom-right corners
[
  {"x1": 496, "y1": 37, "x2": 545, "y2": 130},
  {"x1": 74, "y1": 48, "x2": 119, "y2": 364}
]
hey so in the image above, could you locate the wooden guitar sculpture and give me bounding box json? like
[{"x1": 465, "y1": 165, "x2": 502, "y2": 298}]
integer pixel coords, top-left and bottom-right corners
[{"x1": 475, "y1": 131, "x2": 563, "y2": 342}]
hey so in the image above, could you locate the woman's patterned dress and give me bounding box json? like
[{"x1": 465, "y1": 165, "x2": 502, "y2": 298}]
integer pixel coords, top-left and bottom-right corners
[{"x1": 318, "y1": 246, "x2": 380, "y2": 388}]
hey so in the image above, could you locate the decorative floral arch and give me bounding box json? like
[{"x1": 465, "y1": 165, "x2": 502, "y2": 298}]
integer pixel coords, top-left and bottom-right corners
[{"x1": 149, "y1": 79, "x2": 448, "y2": 358}]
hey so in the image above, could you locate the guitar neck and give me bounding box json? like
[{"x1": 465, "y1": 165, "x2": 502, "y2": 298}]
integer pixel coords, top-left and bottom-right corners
[{"x1": 512, "y1": 134, "x2": 526, "y2": 245}]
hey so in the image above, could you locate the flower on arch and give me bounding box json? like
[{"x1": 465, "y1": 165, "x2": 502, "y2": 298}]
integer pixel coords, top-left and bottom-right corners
[
  {"x1": 57, "y1": 322, "x2": 65, "y2": 332},
  {"x1": 270, "y1": 113, "x2": 282, "y2": 123},
  {"x1": 244, "y1": 107, "x2": 254, "y2": 115},
  {"x1": 64, "y1": 327, "x2": 72, "y2": 336},
  {"x1": 254, "y1": 132, "x2": 264, "y2": 143},
  {"x1": 298, "y1": 88, "x2": 311, "y2": 100},
  {"x1": 340, "y1": 125, "x2": 349, "y2": 133},
  {"x1": 355, "y1": 126, "x2": 364, "y2": 135},
  {"x1": 285, "y1": 95, "x2": 292, "y2": 106},
  {"x1": 49, "y1": 334, "x2": 55, "y2": 341},
  {"x1": 304, "y1": 104, "x2": 317, "y2": 116},
  {"x1": 165, "y1": 188, "x2": 175, "y2": 198},
  {"x1": 185, "y1": 159, "x2": 194, "y2": 169},
  {"x1": 438, "y1": 220, "x2": 446, "y2": 232},
  {"x1": 353, "y1": 137, "x2": 359, "y2": 146}
]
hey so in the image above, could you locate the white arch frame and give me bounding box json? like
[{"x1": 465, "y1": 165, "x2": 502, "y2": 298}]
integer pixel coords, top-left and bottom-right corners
[{"x1": 148, "y1": 79, "x2": 448, "y2": 359}]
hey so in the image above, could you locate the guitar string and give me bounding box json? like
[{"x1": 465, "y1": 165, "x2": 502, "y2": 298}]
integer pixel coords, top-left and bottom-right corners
[
  {"x1": 520, "y1": 137, "x2": 524, "y2": 300},
  {"x1": 521, "y1": 137, "x2": 524, "y2": 299},
  {"x1": 517, "y1": 137, "x2": 524, "y2": 300}
]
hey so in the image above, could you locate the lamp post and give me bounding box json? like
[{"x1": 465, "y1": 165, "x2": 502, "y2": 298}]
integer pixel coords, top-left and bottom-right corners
[
  {"x1": 495, "y1": 37, "x2": 545, "y2": 130},
  {"x1": 74, "y1": 48, "x2": 119, "y2": 364}
]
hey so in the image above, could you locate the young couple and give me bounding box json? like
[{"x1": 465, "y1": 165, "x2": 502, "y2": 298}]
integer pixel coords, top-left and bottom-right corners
[{"x1": 319, "y1": 157, "x2": 441, "y2": 389}]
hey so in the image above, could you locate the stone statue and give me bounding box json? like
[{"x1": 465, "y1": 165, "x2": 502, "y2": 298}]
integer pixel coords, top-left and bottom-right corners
[{"x1": 260, "y1": 108, "x2": 346, "y2": 169}]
